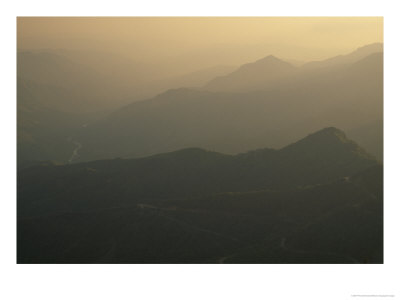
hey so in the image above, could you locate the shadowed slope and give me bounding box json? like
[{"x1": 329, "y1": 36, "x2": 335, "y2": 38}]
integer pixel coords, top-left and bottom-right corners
[
  {"x1": 17, "y1": 128, "x2": 382, "y2": 264},
  {"x1": 18, "y1": 127, "x2": 379, "y2": 218}
]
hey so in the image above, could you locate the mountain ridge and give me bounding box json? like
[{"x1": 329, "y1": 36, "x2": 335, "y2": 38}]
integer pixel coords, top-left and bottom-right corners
[
  {"x1": 302, "y1": 42, "x2": 383, "y2": 69},
  {"x1": 18, "y1": 127, "x2": 379, "y2": 218},
  {"x1": 204, "y1": 54, "x2": 296, "y2": 92},
  {"x1": 18, "y1": 126, "x2": 383, "y2": 263}
]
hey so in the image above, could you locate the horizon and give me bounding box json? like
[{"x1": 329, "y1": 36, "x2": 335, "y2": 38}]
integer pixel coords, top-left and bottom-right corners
[{"x1": 17, "y1": 17, "x2": 383, "y2": 74}]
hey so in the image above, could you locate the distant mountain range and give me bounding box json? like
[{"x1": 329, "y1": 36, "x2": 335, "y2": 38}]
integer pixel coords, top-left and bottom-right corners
[
  {"x1": 17, "y1": 43, "x2": 383, "y2": 164},
  {"x1": 204, "y1": 42, "x2": 383, "y2": 92},
  {"x1": 71, "y1": 44, "x2": 382, "y2": 163},
  {"x1": 17, "y1": 127, "x2": 383, "y2": 263}
]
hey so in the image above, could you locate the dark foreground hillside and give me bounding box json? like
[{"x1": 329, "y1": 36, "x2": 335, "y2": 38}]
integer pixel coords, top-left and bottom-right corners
[{"x1": 17, "y1": 128, "x2": 383, "y2": 263}]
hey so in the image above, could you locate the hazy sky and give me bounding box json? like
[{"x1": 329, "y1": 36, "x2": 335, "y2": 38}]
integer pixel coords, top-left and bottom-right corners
[{"x1": 17, "y1": 17, "x2": 383, "y2": 70}]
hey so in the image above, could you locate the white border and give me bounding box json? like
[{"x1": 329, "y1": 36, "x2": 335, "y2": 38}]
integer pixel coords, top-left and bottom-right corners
[{"x1": 1, "y1": 1, "x2": 399, "y2": 300}]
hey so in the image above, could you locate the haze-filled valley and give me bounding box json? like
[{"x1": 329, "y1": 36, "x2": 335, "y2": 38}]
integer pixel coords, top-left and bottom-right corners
[{"x1": 17, "y1": 17, "x2": 383, "y2": 264}]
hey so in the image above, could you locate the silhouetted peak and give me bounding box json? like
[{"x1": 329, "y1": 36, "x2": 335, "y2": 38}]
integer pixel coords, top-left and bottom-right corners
[
  {"x1": 257, "y1": 55, "x2": 281, "y2": 62},
  {"x1": 204, "y1": 54, "x2": 295, "y2": 92},
  {"x1": 281, "y1": 127, "x2": 375, "y2": 161},
  {"x1": 282, "y1": 127, "x2": 351, "y2": 151},
  {"x1": 235, "y1": 55, "x2": 294, "y2": 73},
  {"x1": 250, "y1": 55, "x2": 293, "y2": 67},
  {"x1": 295, "y1": 127, "x2": 354, "y2": 147},
  {"x1": 308, "y1": 127, "x2": 347, "y2": 139}
]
